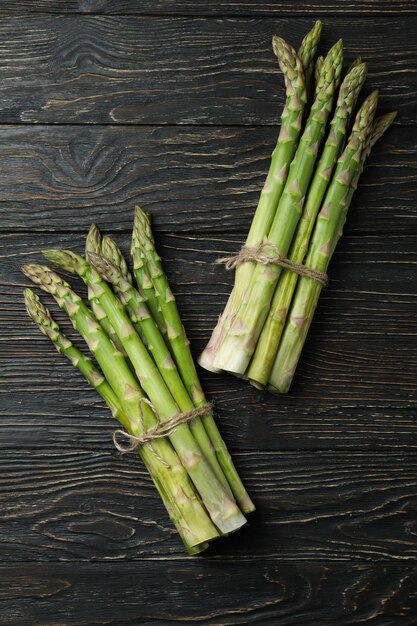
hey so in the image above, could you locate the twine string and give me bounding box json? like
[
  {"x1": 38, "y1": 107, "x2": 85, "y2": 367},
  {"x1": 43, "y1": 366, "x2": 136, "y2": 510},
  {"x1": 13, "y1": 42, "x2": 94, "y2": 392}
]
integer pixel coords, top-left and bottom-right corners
[
  {"x1": 216, "y1": 242, "x2": 328, "y2": 286},
  {"x1": 113, "y1": 399, "x2": 213, "y2": 466}
]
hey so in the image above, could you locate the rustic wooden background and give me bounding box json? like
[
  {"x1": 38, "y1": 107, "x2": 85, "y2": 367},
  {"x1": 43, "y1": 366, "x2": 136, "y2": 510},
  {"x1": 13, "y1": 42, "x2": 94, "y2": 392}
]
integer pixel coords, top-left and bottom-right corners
[{"x1": 1, "y1": 1, "x2": 417, "y2": 624}]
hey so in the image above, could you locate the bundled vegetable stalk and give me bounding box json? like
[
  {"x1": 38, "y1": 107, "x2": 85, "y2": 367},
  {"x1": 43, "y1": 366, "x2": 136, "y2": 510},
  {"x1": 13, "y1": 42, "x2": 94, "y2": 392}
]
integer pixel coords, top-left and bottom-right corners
[
  {"x1": 199, "y1": 21, "x2": 396, "y2": 393},
  {"x1": 22, "y1": 207, "x2": 254, "y2": 555}
]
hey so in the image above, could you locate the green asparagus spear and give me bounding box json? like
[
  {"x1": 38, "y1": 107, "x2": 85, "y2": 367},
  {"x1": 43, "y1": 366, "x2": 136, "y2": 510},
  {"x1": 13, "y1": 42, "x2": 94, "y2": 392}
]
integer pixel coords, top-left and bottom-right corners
[
  {"x1": 85, "y1": 223, "x2": 102, "y2": 258},
  {"x1": 101, "y1": 235, "x2": 132, "y2": 284},
  {"x1": 22, "y1": 265, "x2": 220, "y2": 546},
  {"x1": 39, "y1": 251, "x2": 247, "y2": 534},
  {"x1": 268, "y1": 90, "x2": 379, "y2": 393},
  {"x1": 24, "y1": 288, "x2": 129, "y2": 428},
  {"x1": 268, "y1": 111, "x2": 397, "y2": 397},
  {"x1": 199, "y1": 35, "x2": 307, "y2": 373},
  {"x1": 247, "y1": 61, "x2": 367, "y2": 387},
  {"x1": 88, "y1": 250, "x2": 234, "y2": 497},
  {"x1": 330, "y1": 111, "x2": 398, "y2": 271},
  {"x1": 23, "y1": 288, "x2": 209, "y2": 554},
  {"x1": 75, "y1": 242, "x2": 237, "y2": 500},
  {"x1": 131, "y1": 226, "x2": 167, "y2": 335},
  {"x1": 84, "y1": 224, "x2": 127, "y2": 354},
  {"x1": 213, "y1": 39, "x2": 343, "y2": 375},
  {"x1": 314, "y1": 55, "x2": 324, "y2": 90},
  {"x1": 298, "y1": 20, "x2": 322, "y2": 88},
  {"x1": 132, "y1": 208, "x2": 255, "y2": 513},
  {"x1": 96, "y1": 229, "x2": 252, "y2": 511}
]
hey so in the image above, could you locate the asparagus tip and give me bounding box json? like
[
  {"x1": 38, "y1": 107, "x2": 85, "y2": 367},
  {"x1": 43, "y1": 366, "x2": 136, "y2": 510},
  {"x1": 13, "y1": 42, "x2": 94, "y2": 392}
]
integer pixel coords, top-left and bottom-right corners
[
  {"x1": 87, "y1": 251, "x2": 113, "y2": 282},
  {"x1": 24, "y1": 287, "x2": 41, "y2": 322},
  {"x1": 382, "y1": 110, "x2": 397, "y2": 124},
  {"x1": 23, "y1": 286, "x2": 37, "y2": 310},
  {"x1": 86, "y1": 223, "x2": 102, "y2": 256},
  {"x1": 369, "y1": 111, "x2": 397, "y2": 149},
  {"x1": 42, "y1": 248, "x2": 86, "y2": 275},
  {"x1": 318, "y1": 38, "x2": 343, "y2": 90},
  {"x1": 271, "y1": 35, "x2": 297, "y2": 64},
  {"x1": 21, "y1": 263, "x2": 61, "y2": 290},
  {"x1": 21, "y1": 263, "x2": 38, "y2": 280},
  {"x1": 271, "y1": 34, "x2": 284, "y2": 54},
  {"x1": 23, "y1": 287, "x2": 58, "y2": 338}
]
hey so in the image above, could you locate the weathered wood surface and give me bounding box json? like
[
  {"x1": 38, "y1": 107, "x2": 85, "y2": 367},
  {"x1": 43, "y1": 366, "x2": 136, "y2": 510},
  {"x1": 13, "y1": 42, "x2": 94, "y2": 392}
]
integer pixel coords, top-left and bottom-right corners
[
  {"x1": 3, "y1": 232, "x2": 417, "y2": 451},
  {"x1": 3, "y1": 561, "x2": 417, "y2": 626},
  {"x1": 0, "y1": 125, "x2": 414, "y2": 234},
  {"x1": 2, "y1": 449, "x2": 417, "y2": 561},
  {"x1": 1, "y1": 4, "x2": 416, "y2": 625},
  {"x1": 1, "y1": 0, "x2": 416, "y2": 15},
  {"x1": 0, "y1": 16, "x2": 413, "y2": 125}
]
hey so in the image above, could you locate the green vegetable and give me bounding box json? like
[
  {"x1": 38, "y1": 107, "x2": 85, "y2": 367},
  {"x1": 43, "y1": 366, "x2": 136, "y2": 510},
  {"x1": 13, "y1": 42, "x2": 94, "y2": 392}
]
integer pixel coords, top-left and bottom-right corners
[
  {"x1": 132, "y1": 208, "x2": 255, "y2": 513},
  {"x1": 213, "y1": 40, "x2": 343, "y2": 376},
  {"x1": 23, "y1": 288, "x2": 209, "y2": 555},
  {"x1": 22, "y1": 265, "x2": 220, "y2": 549},
  {"x1": 247, "y1": 61, "x2": 367, "y2": 387},
  {"x1": 88, "y1": 249, "x2": 234, "y2": 497},
  {"x1": 199, "y1": 32, "x2": 307, "y2": 373},
  {"x1": 40, "y1": 249, "x2": 247, "y2": 534},
  {"x1": 268, "y1": 90, "x2": 379, "y2": 393},
  {"x1": 298, "y1": 20, "x2": 322, "y2": 88}
]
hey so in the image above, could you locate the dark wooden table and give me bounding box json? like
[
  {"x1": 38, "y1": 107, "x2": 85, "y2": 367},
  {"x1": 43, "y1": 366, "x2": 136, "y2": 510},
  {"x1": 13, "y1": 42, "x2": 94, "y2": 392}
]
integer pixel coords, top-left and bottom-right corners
[{"x1": 1, "y1": 2, "x2": 417, "y2": 624}]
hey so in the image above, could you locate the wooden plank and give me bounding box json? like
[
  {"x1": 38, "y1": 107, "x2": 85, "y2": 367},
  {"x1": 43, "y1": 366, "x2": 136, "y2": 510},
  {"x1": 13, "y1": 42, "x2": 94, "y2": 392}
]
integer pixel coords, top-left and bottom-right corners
[
  {"x1": 0, "y1": 125, "x2": 414, "y2": 235},
  {"x1": 1, "y1": 449, "x2": 417, "y2": 561},
  {"x1": 0, "y1": 16, "x2": 413, "y2": 125},
  {"x1": 3, "y1": 561, "x2": 417, "y2": 626},
  {"x1": 1, "y1": 0, "x2": 416, "y2": 15},
  {"x1": 2, "y1": 231, "x2": 417, "y2": 452}
]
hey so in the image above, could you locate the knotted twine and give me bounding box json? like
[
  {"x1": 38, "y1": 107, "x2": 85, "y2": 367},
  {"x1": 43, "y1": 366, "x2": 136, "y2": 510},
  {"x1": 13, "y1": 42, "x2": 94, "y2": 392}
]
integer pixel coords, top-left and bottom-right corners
[
  {"x1": 113, "y1": 398, "x2": 213, "y2": 466},
  {"x1": 216, "y1": 241, "x2": 328, "y2": 286}
]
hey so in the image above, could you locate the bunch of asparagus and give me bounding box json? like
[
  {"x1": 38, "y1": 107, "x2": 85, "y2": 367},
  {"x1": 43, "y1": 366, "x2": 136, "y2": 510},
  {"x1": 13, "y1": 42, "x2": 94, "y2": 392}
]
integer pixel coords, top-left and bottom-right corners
[
  {"x1": 22, "y1": 208, "x2": 254, "y2": 555},
  {"x1": 199, "y1": 21, "x2": 396, "y2": 393}
]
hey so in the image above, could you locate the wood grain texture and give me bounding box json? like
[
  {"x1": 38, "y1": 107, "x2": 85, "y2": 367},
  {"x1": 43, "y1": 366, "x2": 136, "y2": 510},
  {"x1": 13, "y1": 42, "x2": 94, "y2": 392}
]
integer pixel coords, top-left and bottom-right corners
[
  {"x1": 2, "y1": 561, "x2": 417, "y2": 626},
  {"x1": 0, "y1": 125, "x2": 413, "y2": 234},
  {"x1": 0, "y1": 15, "x2": 413, "y2": 125},
  {"x1": 1, "y1": 0, "x2": 416, "y2": 15},
  {"x1": 2, "y1": 449, "x2": 417, "y2": 561},
  {"x1": 2, "y1": 231, "x2": 417, "y2": 452},
  {"x1": 0, "y1": 3, "x2": 415, "y2": 623}
]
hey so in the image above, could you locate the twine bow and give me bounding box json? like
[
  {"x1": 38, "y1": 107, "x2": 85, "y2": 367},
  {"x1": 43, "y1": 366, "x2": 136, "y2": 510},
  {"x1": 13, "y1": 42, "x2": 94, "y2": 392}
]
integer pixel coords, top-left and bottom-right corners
[
  {"x1": 217, "y1": 241, "x2": 328, "y2": 286},
  {"x1": 113, "y1": 398, "x2": 213, "y2": 466}
]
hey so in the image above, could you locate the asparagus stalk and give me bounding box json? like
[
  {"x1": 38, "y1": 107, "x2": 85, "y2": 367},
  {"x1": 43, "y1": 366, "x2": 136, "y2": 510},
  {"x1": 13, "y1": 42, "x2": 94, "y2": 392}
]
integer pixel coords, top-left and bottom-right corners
[
  {"x1": 82, "y1": 243, "x2": 236, "y2": 499},
  {"x1": 198, "y1": 34, "x2": 307, "y2": 372},
  {"x1": 21, "y1": 265, "x2": 220, "y2": 547},
  {"x1": 298, "y1": 20, "x2": 322, "y2": 88},
  {"x1": 268, "y1": 90, "x2": 379, "y2": 393},
  {"x1": 101, "y1": 235, "x2": 132, "y2": 284},
  {"x1": 94, "y1": 229, "x2": 253, "y2": 511},
  {"x1": 131, "y1": 208, "x2": 255, "y2": 513},
  {"x1": 23, "y1": 288, "x2": 129, "y2": 429},
  {"x1": 329, "y1": 111, "x2": 398, "y2": 271},
  {"x1": 39, "y1": 251, "x2": 247, "y2": 533},
  {"x1": 97, "y1": 231, "x2": 147, "y2": 346},
  {"x1": 213, "y1": 39, "x2": 343, "y2": 375},
  {"x1": 314, "y1": 55, "x2": 324, "y2": 90},
  {"x1": 368, "y1": 112, "x2": 397, "y2": 158},
  {"x1": 246, "y1": 61, "x2": 367, "y2": 387},
  {"x1": 85, "y1": 224, "x2": 127, "y2": 355},
  {"x1": 23, "y1": 288, "x2": 208, "y2": 554},
  {"x1": 88, "y1": 250, "x2": 234, "y2": 497},
  {"x1": 131, "y1": 226, "x2": 167, "y2": 336}
]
